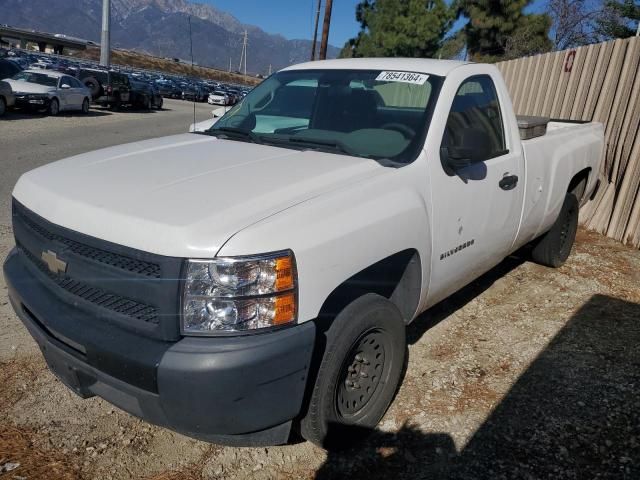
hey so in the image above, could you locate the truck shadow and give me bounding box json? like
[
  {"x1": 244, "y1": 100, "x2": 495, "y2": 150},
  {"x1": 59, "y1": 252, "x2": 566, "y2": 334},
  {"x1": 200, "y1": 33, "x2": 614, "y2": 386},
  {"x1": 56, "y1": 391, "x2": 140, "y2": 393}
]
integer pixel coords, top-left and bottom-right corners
[
  {"x1": 407, "y1": 252, "x2": 527, "y2": 345},
  {"x1": 315, "y1": 294, "x2": 640, "y2": 479}
]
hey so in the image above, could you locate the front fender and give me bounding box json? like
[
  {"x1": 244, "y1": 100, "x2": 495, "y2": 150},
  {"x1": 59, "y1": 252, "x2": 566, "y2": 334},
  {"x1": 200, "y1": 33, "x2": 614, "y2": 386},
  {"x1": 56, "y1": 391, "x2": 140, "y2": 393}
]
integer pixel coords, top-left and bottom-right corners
[{"x1": 217, "y1": 167, "x2": 432, "y2": 323}]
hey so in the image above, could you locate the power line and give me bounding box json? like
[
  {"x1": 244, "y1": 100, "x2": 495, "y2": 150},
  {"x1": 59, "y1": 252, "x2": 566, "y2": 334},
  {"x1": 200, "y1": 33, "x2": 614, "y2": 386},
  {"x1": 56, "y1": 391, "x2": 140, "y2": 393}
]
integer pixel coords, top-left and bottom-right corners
[
  {"x1": 311, "y1": 0, "x2": 322, "y2": 61},
  {"x1": 238, "y1": 29, "x2": 248, "y2": 77}
]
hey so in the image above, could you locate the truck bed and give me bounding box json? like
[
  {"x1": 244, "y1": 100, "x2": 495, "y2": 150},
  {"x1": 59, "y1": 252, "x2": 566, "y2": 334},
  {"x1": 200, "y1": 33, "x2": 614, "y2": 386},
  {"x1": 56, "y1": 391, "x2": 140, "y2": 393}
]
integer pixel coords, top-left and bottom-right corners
[{"x1": 514, "y1": 121, "x2": 604, "y2": 249}]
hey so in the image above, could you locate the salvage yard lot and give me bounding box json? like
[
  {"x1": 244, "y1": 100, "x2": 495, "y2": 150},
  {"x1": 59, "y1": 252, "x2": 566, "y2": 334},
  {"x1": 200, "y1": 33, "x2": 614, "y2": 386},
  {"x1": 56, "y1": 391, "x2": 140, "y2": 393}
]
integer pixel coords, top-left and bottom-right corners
[{"x1": 1, "y1": 107, "x2": 639, "y2": 479}]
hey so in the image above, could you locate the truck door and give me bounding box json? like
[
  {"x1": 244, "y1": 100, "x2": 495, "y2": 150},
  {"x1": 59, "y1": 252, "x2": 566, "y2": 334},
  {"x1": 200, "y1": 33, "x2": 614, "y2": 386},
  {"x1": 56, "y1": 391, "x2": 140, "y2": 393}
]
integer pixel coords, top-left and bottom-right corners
[{"x1": 426, "y1": 73, "x2": 525, "y2": 305}]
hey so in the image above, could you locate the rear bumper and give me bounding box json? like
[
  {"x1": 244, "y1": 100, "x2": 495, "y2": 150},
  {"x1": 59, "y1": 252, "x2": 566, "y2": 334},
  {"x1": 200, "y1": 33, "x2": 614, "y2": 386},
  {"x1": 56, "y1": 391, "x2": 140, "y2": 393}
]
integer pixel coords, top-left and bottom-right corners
[{"x1": 4, "y1": 249, "x2": 316, "y2": 446}]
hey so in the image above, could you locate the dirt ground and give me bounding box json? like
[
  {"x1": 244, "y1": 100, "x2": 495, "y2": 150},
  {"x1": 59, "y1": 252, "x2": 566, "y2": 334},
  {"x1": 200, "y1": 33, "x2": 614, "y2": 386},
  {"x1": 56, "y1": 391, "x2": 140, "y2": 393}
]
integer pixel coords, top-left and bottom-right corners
[{"x1": 1, "y1": 227, "x2": 639, "y2": 480}]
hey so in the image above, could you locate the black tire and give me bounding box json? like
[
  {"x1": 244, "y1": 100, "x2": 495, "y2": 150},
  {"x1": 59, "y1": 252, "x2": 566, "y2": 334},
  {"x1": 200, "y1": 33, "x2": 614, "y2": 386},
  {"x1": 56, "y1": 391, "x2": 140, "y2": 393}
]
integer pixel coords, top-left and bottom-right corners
[
  {"x1": 145, "y1": 96, "x2": 152, "y2": 110},
  {"x1": 81, "y1": 97, "x2": 90, "y2": 114},
  {"x1": 300, "y1": 294, "x2": 406, "y2": 449},
  {"x1": 110, "y1": 95, "x2": 121, "y2": 111},
  {"x1": 82, "y1": 76, "x2": 102, "y2": 99},
  {"x1": 157, "y1": 97, "x2": 163, "y2": 110},
  {"x1": 531, "y1": 192, "x2": 579, "y2": 268},
  {"x1": 0, "y1": 96, "x2": 6, "y2": 117},
  {"x1": 48, "y1": 98, "x2": 59, "y2": 116}
]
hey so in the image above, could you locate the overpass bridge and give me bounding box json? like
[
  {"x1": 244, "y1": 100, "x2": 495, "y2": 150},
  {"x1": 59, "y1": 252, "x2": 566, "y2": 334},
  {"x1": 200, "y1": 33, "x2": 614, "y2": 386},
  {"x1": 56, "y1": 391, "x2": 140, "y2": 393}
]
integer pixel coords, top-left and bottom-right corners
[{"x1": 0, "y1": 26, "x2": 88, "y2": 54}]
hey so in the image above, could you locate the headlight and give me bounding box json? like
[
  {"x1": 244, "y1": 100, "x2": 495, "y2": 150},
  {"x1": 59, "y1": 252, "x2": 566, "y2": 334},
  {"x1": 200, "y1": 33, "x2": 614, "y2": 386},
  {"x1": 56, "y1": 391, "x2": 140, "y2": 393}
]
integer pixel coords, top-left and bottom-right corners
[{"x1": 181, "y1": 250, "x2": 297, "y2": 335}]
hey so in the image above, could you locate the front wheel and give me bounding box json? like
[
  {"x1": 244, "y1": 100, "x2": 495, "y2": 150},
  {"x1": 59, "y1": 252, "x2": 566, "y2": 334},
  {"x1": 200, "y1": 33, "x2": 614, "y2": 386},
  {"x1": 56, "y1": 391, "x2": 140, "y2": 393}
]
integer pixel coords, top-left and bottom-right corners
[
  {"x1": 81, "y1": 98, "x2": 90, "y2": 114},
  {"x1": 300, "y1": 294, "x2": 406, "y2": 449},
  {"x1": 48, "y1": 98, "x2": 59, "y2": 116},
  {"x1": 531, "y1": 192, "x2": 579, "y2": 268},
  {"x1": 0, "y1": 96, "x2": 6, "y2": 117}
]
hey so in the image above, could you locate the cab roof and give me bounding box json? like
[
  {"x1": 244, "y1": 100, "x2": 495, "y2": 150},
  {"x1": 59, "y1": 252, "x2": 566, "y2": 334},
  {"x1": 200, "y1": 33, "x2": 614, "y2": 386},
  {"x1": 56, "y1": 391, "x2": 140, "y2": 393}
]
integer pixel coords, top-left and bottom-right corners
[{"x1": 282, "y1": 58, "x2": 470, "y2": 77}]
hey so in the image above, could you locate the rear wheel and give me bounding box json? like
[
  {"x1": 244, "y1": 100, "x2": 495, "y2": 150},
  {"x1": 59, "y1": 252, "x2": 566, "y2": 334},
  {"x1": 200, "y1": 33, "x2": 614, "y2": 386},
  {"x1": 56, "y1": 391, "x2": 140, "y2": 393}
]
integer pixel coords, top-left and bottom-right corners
[
  {"x1": 110, "y1": 95, "x2": 121, "y2": 111},
  {"x1": 81, "y1": 98, "x2": 90, "y2": 114},
  {"x1": 48, "y1": 98, "x2": 59, "y2": 116},
  {"x1": 300, "y1": 294, "x2": 406, "y2": 449},
  {"x1": 531, "y1": 192, "x2": 579, "y2": 267},
  {"x1": 0, "y1": 96, "x2": 6, "y2": 117},
  {"x1": 157, "y1": 97, "x2": 163, "y2": 110}
]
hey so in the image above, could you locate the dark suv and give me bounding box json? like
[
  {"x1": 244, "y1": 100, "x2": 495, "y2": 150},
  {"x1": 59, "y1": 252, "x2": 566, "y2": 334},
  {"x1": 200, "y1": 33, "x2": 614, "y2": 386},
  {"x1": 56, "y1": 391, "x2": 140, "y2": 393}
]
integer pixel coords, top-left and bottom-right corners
[
  {"x1": 78, "y1": 68, "x2": 131, "y2": 109},
  {"x1": 129, "y1": 79, "x2": 163, "y2": 110}
]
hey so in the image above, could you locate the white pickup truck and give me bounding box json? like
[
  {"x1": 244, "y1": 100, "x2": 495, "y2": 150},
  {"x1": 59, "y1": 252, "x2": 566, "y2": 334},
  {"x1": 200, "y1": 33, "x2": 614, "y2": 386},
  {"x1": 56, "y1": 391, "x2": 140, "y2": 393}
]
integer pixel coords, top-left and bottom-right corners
[{"x1": 4, "y1": 58, "x2": 603, "y2": 448}]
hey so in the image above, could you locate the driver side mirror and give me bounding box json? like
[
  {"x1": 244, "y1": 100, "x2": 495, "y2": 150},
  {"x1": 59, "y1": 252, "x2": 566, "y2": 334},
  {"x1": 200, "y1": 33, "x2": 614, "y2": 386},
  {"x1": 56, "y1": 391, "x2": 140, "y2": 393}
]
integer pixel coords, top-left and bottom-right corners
[
  {"x1": 441, "y1": 127, "x2": 491, "y2": 170},
  {"x1": 61, "y1": 84, "x2": 71, "y2": 89}
]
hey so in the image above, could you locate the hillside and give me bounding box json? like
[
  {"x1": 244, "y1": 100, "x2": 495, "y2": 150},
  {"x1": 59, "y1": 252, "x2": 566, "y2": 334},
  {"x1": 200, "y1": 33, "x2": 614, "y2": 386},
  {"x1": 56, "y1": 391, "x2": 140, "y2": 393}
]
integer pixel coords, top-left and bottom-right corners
[{"x1": 0, "y1": 0, "x2": 340, "y2": 74}]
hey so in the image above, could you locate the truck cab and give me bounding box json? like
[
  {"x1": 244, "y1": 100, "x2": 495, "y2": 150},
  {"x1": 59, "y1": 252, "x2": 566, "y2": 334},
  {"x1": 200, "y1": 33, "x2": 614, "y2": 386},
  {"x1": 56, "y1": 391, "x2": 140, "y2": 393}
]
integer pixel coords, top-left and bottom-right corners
[{"x1": 4, "y1": 58, "x2": 603, "y2": 449}]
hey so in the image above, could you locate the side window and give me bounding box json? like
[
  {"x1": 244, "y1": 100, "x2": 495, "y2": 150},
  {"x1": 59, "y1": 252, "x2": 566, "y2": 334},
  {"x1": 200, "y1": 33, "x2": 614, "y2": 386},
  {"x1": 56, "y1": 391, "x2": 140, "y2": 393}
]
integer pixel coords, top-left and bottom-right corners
[
  {"x1": 71, "y1": 77, "x2": 84, "y2": 88},
  {"x1": 442, "y1": 75, "x2": 506, "y2": 164},
  {"x1": 61, "y1": 76, "x2": 73, "y2": 87}
]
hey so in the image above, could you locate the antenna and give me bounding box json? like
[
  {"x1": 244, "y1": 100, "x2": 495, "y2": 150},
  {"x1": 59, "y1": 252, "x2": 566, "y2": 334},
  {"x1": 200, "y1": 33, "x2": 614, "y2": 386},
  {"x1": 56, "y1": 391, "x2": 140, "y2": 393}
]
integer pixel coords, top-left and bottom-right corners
[{"x1": 188, "y1": 16, "x2": 196, "y2": 130}]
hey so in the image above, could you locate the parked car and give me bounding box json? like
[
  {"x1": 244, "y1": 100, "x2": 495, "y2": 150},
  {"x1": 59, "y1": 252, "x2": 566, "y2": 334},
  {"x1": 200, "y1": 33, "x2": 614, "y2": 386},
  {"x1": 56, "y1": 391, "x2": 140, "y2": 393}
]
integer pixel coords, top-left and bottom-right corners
[
  {"x1": 208, "y1": 90, "x2": 230, "y2": 106},
  {"x1": 78, "y1": 68, "x2": 131, "y2": 110},
  {"x1": 182, "y1": 84, "x2": 207, "y2": 102},
  {"x1": 4, "y1": 59, "x2": 604, "y2": 449},
  {"x1": 129, "y1": 79, "x2": 163, "y2": 110},
  {"x1": 0, "y1": 58, "x2": 22, "y2": 80},
  {"x1": 155, "y1": 80, "x2": 182, "y2": 99},
  {"x1": 0, "y1": 79, "x2": 15, "y2": 116},
  {"x1": 5, "y1": 69, "x2": 90, "y2": 115}
]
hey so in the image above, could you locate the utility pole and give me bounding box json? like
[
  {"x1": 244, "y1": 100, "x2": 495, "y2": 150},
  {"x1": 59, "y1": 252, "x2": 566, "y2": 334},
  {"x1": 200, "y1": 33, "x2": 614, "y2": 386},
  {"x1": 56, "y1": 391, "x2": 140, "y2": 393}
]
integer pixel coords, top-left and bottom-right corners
[
  {"x1": 310, "y1": 0, "x2": 322, "y2": 60},
  {"x1": 100, "y1": 0, "x2": 111, "y2": 67},
  {"x1": 268, "y1": 64, "x2": 272, "y2": 75},
  {"x1": 238, "y1": 30, "x2": 248, "y2": 76},
  {"x1": 229, "y1": 57, "x2": 232, "y2": 72},
  {"x1": 319, "y1": 0, "x2": 333, "y2": 60}
]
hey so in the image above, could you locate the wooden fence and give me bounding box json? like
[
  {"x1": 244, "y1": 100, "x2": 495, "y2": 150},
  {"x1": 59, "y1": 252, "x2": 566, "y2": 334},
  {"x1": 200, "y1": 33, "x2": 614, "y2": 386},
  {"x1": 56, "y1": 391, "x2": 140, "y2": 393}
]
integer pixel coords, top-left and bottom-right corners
[{"x1": 496, "y1": 37, "x2": 640, "y2": 248}]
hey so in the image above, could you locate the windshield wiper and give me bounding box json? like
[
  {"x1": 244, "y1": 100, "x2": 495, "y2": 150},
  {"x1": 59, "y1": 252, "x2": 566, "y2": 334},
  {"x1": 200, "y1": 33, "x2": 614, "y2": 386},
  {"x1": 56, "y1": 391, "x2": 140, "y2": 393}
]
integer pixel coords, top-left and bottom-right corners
[
  {"x1": 259, "y1": 135, "x2": 353, "y2": 156},
  {"x1": 207, "y1": 127, "x2": 262, "y2": 144}
]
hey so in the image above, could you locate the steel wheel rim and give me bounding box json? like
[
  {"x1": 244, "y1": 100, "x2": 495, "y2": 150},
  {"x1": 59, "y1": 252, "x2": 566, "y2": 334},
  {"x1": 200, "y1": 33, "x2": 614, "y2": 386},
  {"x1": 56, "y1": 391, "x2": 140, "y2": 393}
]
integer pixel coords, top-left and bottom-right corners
[{"x1": 336, "y1": 328, "x2": 388, "y2": 418}]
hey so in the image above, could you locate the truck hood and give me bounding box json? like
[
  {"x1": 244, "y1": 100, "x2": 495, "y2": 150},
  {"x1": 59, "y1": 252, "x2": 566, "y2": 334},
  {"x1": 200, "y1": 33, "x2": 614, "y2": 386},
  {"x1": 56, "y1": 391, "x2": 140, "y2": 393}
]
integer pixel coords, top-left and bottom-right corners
[
  {"x1": 13, "y1": 134, "x2": 385, "y2": 257},
  {"x1": 4, "y1": 80, "x2": 54, "y2": 95}
]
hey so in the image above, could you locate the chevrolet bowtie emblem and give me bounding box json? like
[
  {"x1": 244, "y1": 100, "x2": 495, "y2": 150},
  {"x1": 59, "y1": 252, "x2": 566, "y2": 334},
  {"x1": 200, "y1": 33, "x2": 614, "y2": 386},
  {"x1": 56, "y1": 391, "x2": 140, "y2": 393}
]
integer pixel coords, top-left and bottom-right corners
[{"x1": 41, "y1": 250, "x2": 67, "y2": 275}]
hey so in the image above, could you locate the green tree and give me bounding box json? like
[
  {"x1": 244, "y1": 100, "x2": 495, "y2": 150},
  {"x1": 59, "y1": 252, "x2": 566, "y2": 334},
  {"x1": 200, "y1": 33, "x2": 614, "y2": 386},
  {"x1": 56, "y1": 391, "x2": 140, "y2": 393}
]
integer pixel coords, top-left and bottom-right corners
[
  {"x1": 341, "y1": 0, "x2": 455, "y2": 58},
  {"x1": 455, "y1": 0, "x2": 553, "y2": 61},
  {"x1": 597, "y1": 0, "x2": 640, "y2": 38}
]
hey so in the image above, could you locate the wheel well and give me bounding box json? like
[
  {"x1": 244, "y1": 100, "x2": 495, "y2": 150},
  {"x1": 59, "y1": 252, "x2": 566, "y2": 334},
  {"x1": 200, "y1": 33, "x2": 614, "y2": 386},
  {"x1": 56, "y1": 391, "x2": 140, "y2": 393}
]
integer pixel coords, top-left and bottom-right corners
[
  {"x1": 568, "y1": 168, "x2": 591, "y2": 203},
  {"x1": 316, "y1": 249, "x2": 421, "y2": 325}
]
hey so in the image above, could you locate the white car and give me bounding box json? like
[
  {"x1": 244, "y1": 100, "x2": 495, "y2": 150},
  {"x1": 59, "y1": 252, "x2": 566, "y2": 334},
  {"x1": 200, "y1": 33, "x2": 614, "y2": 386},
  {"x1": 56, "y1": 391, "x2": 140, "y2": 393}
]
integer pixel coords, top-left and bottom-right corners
[
  {"x1": 5, "y1": 58, "x2": 603, "y2": 449},
  {"x1": 189, "y1": 106, "x2": 231, "y2": 132},
  {"x1": 6, "y1": 69, "x2": 91, "y2": 115},
  {"x1": 208, "y1": 90, "x2": 230, "y2": 106}
]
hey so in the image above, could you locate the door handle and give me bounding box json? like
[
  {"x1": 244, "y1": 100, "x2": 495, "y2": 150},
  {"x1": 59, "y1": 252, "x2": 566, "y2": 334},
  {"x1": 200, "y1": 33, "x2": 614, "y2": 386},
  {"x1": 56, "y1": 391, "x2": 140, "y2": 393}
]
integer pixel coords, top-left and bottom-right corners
[{"x1": 499, "y1": 174, "x2": 519, "y2": 191}]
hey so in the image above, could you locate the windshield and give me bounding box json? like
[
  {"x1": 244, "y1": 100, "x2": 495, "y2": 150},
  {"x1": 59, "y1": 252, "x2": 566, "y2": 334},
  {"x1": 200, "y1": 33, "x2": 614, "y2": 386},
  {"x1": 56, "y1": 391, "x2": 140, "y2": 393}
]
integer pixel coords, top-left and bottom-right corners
[
  {"x1": 12, "y1": 71, "x2": 58, "y2": 87},
  {"x1": 207, "y1": 69, "x2": 441, "y2": 163}
]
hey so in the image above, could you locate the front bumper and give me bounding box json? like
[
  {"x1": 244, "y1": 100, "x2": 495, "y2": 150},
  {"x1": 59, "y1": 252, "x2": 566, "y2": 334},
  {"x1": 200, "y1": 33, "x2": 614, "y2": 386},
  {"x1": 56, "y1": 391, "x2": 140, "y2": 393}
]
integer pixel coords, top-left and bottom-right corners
[
  {"x1": 14, "y1": 95, "x2": 51, "y2": 109},
  {"x1": 4, "y1": 249, "x2": 316, "y2": 446}
]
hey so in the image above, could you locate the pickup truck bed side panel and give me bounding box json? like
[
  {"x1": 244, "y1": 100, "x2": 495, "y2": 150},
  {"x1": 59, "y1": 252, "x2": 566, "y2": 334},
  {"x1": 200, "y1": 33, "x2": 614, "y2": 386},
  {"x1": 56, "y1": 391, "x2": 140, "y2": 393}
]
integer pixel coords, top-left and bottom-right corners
[
  {"x1": 217, "y1": 166, "x2": 432, "y2": 324},
  {"x1": 514, "y1": 122, "x2": 604, "y2": 249}
]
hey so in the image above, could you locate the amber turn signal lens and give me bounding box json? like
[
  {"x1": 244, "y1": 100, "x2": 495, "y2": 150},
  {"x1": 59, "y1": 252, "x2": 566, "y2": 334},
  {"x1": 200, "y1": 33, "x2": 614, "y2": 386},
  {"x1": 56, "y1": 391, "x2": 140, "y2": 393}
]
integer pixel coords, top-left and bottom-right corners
[
  {"x1": 274, "y1": 292, "x2": 296, "y2": 325},
  {"x1": 275, "y1": 256, "x2": 294, "y2": 291}
]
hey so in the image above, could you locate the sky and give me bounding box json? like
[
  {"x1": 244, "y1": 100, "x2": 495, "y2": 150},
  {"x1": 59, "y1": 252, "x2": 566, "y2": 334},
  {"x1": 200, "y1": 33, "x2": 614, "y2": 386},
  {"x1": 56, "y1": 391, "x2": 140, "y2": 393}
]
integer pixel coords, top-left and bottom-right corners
[
  {"x1": 206, "y1": 0, "x2": 366, "y2": 47},
  {"x1": 204, "y1": 0, "x2": 547, "y2": 48}
]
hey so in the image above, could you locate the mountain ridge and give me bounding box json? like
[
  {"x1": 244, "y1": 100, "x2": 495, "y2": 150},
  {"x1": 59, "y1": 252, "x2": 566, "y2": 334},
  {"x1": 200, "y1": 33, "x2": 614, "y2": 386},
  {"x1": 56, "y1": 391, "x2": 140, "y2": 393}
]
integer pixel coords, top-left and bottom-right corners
[{"x1": 0, "y1": 0, "x2": 340, "y2": 74}]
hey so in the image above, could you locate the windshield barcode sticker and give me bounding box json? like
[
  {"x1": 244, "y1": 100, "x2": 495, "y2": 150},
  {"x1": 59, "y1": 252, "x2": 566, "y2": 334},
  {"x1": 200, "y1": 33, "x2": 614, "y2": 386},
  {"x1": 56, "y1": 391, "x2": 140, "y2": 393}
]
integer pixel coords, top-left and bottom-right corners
[{"x1": 376, "y1": 71, "x2": 429, "y2": 85}]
